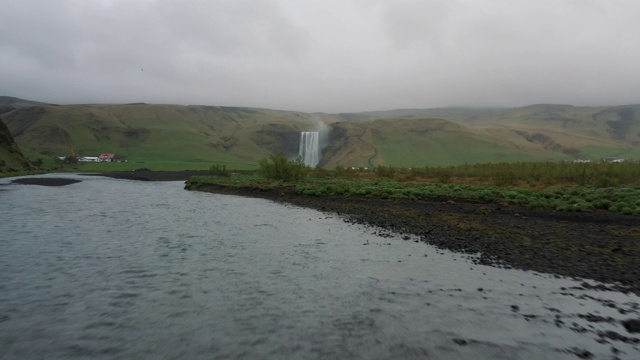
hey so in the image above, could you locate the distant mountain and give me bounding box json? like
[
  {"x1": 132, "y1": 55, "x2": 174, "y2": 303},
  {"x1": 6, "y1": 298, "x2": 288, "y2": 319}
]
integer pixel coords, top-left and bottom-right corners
[
  {"x1": 0, "y1": 116, "x2": 34, "y2": 173},
  {"x1": 0, "y1": 96, "x2": 49, "y2": 123},
  {"x1": 2, "y1": 97, "x2": 639, "y2": 169},
  {"x1": 0, "y1": 96, "x2": 47, "y2": 107}
]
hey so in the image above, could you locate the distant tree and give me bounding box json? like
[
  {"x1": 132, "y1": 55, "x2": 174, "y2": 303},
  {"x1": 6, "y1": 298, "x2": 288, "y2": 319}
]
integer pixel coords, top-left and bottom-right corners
[{"x1": 258, "y1": 152, "x2": 309, "y2": 182}]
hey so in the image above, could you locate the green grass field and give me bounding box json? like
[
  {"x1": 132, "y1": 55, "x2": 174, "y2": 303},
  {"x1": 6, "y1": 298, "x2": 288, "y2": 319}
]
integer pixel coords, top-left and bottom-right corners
[
  {"x1": 578, "y1": 146, "x2": 640, "y2": 161},
  {"x1": 372, "y1": 133, "x2": 553, "y2": 167}
]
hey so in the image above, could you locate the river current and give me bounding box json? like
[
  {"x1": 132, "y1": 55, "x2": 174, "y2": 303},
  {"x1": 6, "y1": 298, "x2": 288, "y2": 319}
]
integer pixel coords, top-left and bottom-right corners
[{"x1": 1, "y1": 174, "x2": 639, "y2": 359}]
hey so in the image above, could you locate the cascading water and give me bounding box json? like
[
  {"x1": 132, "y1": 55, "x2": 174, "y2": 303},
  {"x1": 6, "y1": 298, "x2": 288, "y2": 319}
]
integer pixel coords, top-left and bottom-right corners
[{"x1": 299, "y1": 131, "x2": 320, "y2": 167}]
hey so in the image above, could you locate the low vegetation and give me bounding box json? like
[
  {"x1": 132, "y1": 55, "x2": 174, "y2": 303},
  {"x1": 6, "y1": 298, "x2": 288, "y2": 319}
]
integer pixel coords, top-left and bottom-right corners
[
  {"x1": 187, "y1": 160, "x2": 640, "y2": 215},
  {"x1": 209, "y1": 163, "x2": 231, "y2": 177},
  {"x1": 258, "y1": 152, "x2": 309, "y2": 182}
]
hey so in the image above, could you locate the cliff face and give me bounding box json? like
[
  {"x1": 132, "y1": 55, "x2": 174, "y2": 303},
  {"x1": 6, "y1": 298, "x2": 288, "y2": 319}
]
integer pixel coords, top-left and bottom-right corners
[{"x1": 0, "y1": 117, "x2": 33, "y2": 173}]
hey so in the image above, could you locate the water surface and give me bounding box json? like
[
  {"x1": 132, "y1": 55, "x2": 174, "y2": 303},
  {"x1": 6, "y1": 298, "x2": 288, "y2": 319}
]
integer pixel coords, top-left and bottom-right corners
[{"x1": 1, "y1": 174, "x2": 639, "y2": 359}]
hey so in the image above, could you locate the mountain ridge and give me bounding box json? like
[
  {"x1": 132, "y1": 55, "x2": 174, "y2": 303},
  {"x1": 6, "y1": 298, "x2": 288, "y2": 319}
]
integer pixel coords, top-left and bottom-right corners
[{"x1": 2, "y1": 96, "x2": 639, "y2": 169}]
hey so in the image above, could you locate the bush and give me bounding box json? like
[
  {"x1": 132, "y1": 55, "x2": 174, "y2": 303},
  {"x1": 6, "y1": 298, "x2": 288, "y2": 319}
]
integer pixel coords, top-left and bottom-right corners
[
  {"x1": 528, "y1": 199, "x2": 549, "y2": 210},
  {"x1": 258, "y1": 152, "x2": 309, "y2": 182},
  {"x1": 479, "y1": 189, "x2": 495, "y2": 202},
  {"x1": 209, "y1": 163, "x2": 231, "y2": 177}
]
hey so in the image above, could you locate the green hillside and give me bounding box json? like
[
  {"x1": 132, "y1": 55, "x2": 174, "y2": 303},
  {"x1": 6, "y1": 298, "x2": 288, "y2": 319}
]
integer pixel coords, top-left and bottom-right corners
[
  {"x1": 371, "y1": 129, "x2": 539, "y2": 168},
  {"x1": 320, "y1": 118, "x2": 561, "y2": 168},
  {"x1": 2, "y1": 97, "x2": 640, "y2": 170},
  {"x1": 2, "y1": 103, "x2": 327, "y2": 170},
  {"x1": 0, "y1": 117, "x2": 33, "y2": 173},
  {"x1": 360, "y1": 104, "x2": 640, "y2": 163}
]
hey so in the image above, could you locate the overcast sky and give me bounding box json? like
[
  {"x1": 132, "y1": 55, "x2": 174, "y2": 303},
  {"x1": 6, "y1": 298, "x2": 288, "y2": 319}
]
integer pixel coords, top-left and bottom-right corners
[{"x1": 1, "y1": 0, "x2": 639, "y2": 113}]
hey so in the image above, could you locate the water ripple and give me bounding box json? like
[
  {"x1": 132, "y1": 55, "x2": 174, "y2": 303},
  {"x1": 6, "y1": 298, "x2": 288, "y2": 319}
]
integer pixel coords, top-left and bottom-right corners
[{"x1": 0, "y1": 175, "x2": 639, "y2": 359}]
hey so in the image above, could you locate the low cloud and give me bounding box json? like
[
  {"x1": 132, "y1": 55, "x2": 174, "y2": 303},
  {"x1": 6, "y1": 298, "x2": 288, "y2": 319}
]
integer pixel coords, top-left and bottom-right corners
[{"x1": 1, "y1": 0, "x2": 639, "y2": 112}]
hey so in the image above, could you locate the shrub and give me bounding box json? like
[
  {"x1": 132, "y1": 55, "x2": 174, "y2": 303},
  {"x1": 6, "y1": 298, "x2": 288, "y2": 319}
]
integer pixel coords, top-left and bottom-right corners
[
  {"x1": 593, "y1": 199, "x2": 612, "y2": 210},
  {"x1": 209, "y1": 163, "x2": 231, "y2": 177},
  {"x1": 478, "y1": 189, "x2": 495, "y2": 202},
  {"x1": 528, "y1": 199, "x2": 549, "y2": 210},
  {"x1": 258, "y1": 152, "x2": 309, "y2": 182}
]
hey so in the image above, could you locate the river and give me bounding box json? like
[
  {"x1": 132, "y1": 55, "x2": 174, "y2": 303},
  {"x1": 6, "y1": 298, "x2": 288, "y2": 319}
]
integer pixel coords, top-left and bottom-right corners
[{"x1": 1, "y1": 174, "x2": 639, "y2": 359}]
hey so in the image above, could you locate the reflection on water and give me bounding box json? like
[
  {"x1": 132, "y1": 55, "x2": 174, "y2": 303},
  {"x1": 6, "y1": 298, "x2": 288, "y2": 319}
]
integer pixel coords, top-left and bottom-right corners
[{"x1": 1, "y1": 174, "x2": 639, "y2": 359}]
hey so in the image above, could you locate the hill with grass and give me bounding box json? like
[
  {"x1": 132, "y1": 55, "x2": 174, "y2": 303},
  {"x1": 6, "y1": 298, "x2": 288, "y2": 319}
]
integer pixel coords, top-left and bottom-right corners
[
  {"x1": 0, "y1": 116, "x2": 33, "y2": 173},
  {"x1": 2, "y1": 97, "x2": 639, "y2": 170},
  {"x1": 0, "y1": 101, "x2": 336, "y2": 170},
  {"x1": 358, "y1": 104, "x2": 640, "y2": 164}
]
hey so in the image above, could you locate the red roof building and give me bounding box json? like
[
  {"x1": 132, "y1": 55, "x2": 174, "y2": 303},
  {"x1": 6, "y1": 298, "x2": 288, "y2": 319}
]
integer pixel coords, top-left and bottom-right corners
[{"x1": 99, "y1": 153, "x2": 116, "y2": 162}]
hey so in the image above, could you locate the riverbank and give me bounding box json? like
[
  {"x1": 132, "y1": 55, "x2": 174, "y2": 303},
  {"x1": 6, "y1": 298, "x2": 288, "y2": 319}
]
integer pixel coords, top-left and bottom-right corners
[{"x1": 190, "y1": 182, "x2": 640, "y2": 295}]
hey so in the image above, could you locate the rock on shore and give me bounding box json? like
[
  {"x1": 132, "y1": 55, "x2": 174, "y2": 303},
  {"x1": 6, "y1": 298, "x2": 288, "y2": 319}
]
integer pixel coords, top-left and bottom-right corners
[{"x1": 11, "y1": 178, "x2": 81, "y2": 186}]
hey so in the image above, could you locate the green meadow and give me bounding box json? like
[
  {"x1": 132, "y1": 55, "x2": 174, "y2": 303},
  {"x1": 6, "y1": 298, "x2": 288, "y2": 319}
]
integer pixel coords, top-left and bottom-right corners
[{"x1": 373, "y1": 134, "x2": 543, "y2": 167}]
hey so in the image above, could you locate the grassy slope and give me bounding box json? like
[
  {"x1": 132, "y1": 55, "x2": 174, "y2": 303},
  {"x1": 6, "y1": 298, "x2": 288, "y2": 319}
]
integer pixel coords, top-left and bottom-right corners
[
  {"x1": 0, "y1": 117, "x2": 33, "y2": 173},
  {"x1": 3, "y1": 98, "x2": 640, "y2": 170},
  {"x1": 3, "y1": 103, "x2": 326, "y2": 170},
  {"x1": 369, "y1": 118, "x2": 542, "y2": 167},
  {"x1": 361, "y1": 104, "x2": 640, "y2": 162},
  {"x1": 455, "y1": 105, "x2": 640, "y2": 160}
]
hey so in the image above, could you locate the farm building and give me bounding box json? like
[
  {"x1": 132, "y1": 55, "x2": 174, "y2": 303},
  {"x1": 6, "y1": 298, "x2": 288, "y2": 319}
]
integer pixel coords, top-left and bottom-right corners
[{"x1": 99, "y1": 153, "x2": 116, "y2": 162}]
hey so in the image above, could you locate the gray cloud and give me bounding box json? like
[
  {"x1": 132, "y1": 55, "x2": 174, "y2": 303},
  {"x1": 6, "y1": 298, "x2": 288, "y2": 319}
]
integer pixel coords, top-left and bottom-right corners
[{"x1": 1, "y1": 0, "x2": 639, "y2": 112}]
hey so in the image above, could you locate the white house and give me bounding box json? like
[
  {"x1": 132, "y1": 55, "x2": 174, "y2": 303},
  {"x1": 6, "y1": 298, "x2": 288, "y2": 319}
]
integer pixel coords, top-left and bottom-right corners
[{"x1": 78, "y1": 157, "x2": 99, "y2": 162}]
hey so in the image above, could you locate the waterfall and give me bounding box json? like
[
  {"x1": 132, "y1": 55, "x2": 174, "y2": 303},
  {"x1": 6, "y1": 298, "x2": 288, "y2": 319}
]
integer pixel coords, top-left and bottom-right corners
[{"x1": 299, "y1": 131, "x2": 320, "y2": 167}]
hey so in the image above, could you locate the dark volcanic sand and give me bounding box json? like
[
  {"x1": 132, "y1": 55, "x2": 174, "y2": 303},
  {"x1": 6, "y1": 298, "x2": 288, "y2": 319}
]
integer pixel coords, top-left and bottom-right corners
[
  {"x1": 193, "y1": 183, "x2": 640, "y2": 295},
  {"x1": 11, "y1": 178, "x2": 82, "y2": 186}
]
